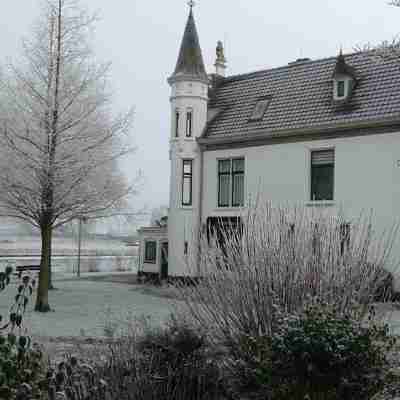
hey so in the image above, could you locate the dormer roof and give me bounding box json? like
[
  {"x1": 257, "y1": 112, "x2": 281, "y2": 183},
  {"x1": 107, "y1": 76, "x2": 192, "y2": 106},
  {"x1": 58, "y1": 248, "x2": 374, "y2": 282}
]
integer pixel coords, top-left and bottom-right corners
[
  {"x1": 169, "y1": 9, "x2": 208, "y2": 83},
  {"x1": 332, "y1": 51, "x2": 357, "y2": 80}
]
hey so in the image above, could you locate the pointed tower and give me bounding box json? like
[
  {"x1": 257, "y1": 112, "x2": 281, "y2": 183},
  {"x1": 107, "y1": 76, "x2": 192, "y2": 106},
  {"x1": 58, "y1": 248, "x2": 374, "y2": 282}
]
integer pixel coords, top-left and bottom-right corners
[{"x1": 167, "y1": 3, "x2": 209, "y2": 277}]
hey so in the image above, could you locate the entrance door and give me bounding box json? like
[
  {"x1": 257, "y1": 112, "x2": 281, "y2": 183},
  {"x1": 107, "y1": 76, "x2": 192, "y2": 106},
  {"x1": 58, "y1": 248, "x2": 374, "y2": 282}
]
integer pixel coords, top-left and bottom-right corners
[{"x1": 160, "y1": 242, "x2": 168, "y2": 280}]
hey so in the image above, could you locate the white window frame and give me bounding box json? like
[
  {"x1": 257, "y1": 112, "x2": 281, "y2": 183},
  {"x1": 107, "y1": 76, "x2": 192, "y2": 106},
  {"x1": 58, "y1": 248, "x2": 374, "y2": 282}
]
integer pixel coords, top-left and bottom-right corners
[
  {"x1": 309, "y1": 148, "x2": 335, "y2": 202},
  {"x1": 217, "y1": 157, "x2": 245, "y2": 208},
  {"x1": 144, "y1": 240, "x2": 157, "y2": 264},
  {"x1": 333, "y1": 78, "x2": 350, "y2": 101},
  {"x1": 182, "y1": 159, "x2": 193, "y2": 206}
]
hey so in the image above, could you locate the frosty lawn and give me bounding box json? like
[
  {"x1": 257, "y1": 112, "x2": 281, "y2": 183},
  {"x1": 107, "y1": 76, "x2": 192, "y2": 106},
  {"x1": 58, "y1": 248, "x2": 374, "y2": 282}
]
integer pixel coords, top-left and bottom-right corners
[
  {"x1": 3, "y1": 272, "x2": 400, "y2": 341},
  {"x1": 1, "y1": 276, "x2": 178, "y2": 339}
]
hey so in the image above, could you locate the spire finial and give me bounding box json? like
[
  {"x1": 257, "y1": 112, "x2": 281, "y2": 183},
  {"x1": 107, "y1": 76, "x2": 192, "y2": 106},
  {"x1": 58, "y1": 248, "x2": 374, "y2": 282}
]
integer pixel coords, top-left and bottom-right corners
[{"x1": 188, "y1": 0, "x2": 196, "y2": 11}]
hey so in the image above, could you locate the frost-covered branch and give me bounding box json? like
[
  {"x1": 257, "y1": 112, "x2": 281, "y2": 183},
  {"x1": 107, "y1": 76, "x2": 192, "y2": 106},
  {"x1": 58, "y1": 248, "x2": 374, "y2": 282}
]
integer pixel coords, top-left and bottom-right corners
[{"x1": 0, "y1": 0, "x2": 138, "y2": 312}]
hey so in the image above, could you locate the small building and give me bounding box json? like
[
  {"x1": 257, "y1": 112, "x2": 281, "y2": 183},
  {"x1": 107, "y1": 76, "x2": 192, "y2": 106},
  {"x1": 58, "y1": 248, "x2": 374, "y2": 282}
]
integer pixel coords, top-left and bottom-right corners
[{"x1": 137, "y1": 225, "x2": 168, "y2": 282}]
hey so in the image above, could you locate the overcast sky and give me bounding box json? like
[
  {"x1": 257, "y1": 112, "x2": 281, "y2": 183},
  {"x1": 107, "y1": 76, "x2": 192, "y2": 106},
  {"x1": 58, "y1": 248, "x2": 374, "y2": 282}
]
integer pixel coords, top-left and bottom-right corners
[{"x1": 0, "y1": 0, "x2": 399, "y2": 225}]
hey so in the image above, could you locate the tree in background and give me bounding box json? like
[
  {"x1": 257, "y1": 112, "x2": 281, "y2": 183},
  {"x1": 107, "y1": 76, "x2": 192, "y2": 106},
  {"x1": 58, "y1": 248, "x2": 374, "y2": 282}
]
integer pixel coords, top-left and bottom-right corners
[
  {"x1": 0, "y1": 0, "x2": 136, "y2": 312},
  {"x1": 150, "y1": 205, "x2": 169, "y2": 227}
]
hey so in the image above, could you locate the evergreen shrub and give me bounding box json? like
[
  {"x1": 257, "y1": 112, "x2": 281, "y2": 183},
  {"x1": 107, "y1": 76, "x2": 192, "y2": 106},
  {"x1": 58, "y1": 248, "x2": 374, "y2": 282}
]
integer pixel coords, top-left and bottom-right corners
[{"x1": 230, "y1": 300, "x2": 396, "y2": 400}]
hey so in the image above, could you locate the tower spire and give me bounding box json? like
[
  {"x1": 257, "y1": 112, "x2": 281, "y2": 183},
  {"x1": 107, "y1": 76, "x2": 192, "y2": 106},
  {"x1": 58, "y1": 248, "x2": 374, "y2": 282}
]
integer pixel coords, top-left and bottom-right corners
[
  {"x1": 169, "y1": 2, "x2": 207, "y2": 83},
  {"x1": 188, "y1": 0, "x2": 196, "y2": 12}
]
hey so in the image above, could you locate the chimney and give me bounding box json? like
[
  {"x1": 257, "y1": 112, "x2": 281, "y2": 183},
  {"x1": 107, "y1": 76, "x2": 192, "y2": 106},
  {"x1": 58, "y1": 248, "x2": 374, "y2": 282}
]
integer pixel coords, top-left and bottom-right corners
[{"x1": 214, "y1": 40, "x2": 227, "y2": 77}]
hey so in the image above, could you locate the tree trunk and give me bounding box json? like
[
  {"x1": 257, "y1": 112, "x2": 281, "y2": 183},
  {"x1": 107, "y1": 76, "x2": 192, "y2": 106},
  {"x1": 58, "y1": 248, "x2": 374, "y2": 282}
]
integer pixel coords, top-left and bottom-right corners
[
  {"x1": 48, "y1": 230, "x2": 54, "y2": 290},
  {"x1": 35, "y1": 224, "x2": 52, "y2": 312}
]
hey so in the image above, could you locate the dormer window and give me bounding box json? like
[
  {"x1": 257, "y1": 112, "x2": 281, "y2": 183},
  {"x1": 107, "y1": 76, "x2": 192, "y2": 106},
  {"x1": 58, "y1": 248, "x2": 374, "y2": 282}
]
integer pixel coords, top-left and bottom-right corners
[
  {"x1": 336, "y1": 80, "x2": 345, "y2": 98},
  {"x1": 331, "y1": 51, "x2": 357, "y2": 104}
]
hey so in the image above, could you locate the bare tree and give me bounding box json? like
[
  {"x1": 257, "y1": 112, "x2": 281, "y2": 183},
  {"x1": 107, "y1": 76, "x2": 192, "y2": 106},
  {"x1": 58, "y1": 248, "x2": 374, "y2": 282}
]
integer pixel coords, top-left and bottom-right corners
[
  {"x1": 150, "y1": 205, "x2": 169, "y2": 227},
  {"x1": 0, "y1": 0, "x2": 136, "y2": 312}
]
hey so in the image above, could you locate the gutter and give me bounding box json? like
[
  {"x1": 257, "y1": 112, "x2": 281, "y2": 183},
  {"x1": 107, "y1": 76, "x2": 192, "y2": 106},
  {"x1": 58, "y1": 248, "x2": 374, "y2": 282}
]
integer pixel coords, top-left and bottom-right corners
[{"x1": 197, "y1": 116, "x2": 400, "y2": 150}]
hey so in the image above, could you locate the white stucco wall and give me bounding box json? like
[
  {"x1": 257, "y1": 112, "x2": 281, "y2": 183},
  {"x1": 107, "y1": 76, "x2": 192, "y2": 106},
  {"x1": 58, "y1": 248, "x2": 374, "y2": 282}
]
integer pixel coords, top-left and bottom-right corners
[
  {"x1": 201, "y1": 132, "x2": 400, "y2": 283},
  {"x1": 168, "y1": 78, "x2": 208, "y2": 276}
]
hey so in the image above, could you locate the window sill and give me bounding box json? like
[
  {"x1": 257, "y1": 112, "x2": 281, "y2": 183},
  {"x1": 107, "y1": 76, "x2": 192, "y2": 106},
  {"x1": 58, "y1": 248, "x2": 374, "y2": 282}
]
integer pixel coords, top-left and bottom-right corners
[
  {"x1": 214, "y1": 206, "x2": 243, "y2": 211},
  {"x1": 305, "y1": 201, "x2": 335, "y2": 207},
  {"x1": 180, "y1": 206, "x2": 194, "y2": 210},
  {"x1": 144, "y1": 260, "x2": 156, "y2": 264},
  {"x1": 169, "y1": 138, "x2": 194, "y2": 142}
]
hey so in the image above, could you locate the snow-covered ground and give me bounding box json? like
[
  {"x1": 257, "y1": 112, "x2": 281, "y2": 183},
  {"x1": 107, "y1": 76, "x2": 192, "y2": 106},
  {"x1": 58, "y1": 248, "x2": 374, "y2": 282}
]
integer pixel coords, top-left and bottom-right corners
[{"x1": 0, "y1": 275, "x2": 178, "y2": 339}]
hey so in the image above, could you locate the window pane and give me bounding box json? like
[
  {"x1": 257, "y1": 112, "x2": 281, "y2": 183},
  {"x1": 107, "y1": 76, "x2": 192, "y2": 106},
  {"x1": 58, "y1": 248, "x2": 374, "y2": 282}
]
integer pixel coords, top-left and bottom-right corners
[
  {"x1": 183, "y1": 160, "x2": 192, "y2": 174},
  {"x1": 218, "y1": 174, "x2": 230, "y2": 206},
  {"x1": 145, "y1": 241, "x2": 156, "y2": 263},
  {"x1": 186, "y1": 111, "x2": 192, "y2": 137},
  {"x1": 311, "y1": 165, "x2": 334, "y2": 200},
  {"x1": 232, "y1": 158, "x2": 244, "y2": 173},
  {"x1": 250, "y1": 99, "x2": 271, "y2": 121},
  {"x1": 232, "y1": 173, "x2": 244, "y2": 206},
  {"x1": 337, "y1": 81, "x2": 345, "y2": 97},
  {"x1": 175, "y1": 111, "x2": 179, "y2": 137},
  {"x1": 218, "y1": 159, "x2": 231, "y2": 173},
  {"x1": 182, "y1": 177, "x2": 192, "y2": 205}
]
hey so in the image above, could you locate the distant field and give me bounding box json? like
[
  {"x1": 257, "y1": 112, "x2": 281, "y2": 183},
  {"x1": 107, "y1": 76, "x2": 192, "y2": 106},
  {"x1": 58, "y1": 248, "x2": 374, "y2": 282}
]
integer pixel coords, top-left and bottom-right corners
[{"x1": 0, "y1": 234, "x2": 137, "y2": 257}]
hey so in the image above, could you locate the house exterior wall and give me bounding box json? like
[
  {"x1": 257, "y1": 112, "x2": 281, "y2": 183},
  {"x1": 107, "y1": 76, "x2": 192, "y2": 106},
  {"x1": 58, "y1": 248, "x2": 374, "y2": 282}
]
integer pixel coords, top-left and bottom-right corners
[{"x1": 200, "y1": 131, "x2": 400, "y2": 284}]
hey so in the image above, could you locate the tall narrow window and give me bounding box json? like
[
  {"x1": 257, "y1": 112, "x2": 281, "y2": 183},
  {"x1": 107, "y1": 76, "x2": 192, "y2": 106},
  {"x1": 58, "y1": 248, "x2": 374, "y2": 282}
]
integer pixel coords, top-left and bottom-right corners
[
  {"x1": 182, "y1": 160, "x2": 193, "y2": 206},
  {"x1": 232, "y1": 159, "x2": 245, "y2": 207},
  {"x1": 311, "y1": 149, "x2": 335, "y2": 201},
  {"x1": 218, "y1": 160, "x2": 231, "y2": 207},
  {"x1": 175, "y1": 110, "x2": 180, "y2": 138},
  {"x1": 186, "y1": 110, "x2": 193, "y2": 137},
  {"x1": 218, "y1": 158, "x2": 245, "y2": 207}
]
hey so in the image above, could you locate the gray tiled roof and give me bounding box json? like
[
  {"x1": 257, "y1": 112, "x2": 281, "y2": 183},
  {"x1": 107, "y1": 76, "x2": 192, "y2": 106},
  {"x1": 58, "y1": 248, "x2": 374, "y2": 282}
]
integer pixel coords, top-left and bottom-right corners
[{"x1": 205, "y1": 52, "x2": 400, "y2": 138}]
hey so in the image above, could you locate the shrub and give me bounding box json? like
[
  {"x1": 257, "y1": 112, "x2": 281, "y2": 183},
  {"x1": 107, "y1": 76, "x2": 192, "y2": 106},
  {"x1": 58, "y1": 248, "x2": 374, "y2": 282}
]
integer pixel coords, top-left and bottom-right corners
[
  {"x1": 136, "y1": 315, "x2": 206, "y2": 367},
  {"x1": 0, "y1": 267, "x2": 43, "y2": 400},
  {"x1": 60, "y1": 315, "x2": 225, "y2": 400},
  {"x1": 228, "y1": 299, "x2": 395, "y2": 400},
  {"x1": 373, "y1": 269, "x2": 394, "y2": 302},
  {"x1": 177, "y1": 204, "x2": 398, "y2": 349},
  {"x1": 41, "y1": 356, "x2": 109, "y2": 400}
]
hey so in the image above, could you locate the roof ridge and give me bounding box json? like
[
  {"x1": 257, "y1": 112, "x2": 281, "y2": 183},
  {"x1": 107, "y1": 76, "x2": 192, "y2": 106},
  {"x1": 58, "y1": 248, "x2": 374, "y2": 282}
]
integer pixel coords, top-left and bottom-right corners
[{"x1": 224, "y1": 49, "x2": 372, "y2": 83}]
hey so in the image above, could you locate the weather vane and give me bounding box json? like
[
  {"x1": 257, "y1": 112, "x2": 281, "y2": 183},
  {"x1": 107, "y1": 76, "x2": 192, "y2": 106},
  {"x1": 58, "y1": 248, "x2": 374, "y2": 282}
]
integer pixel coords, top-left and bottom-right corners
[{"x1": 188, "y1": 0, "x2": 196, "y2": 10}]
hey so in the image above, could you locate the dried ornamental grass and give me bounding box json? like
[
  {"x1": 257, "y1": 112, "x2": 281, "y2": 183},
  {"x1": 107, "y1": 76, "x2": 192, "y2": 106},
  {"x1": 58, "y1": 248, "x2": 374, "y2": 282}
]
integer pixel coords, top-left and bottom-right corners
[{"x1": 176, "y1": 203, "x2": 399, "y2": 347}]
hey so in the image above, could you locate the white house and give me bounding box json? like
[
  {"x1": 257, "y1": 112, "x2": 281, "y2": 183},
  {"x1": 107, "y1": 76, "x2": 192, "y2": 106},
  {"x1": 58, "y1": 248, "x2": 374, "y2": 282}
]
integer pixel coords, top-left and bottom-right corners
[{"x1": 138, "y1": 4, "x2": 400, "y2": 283}]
